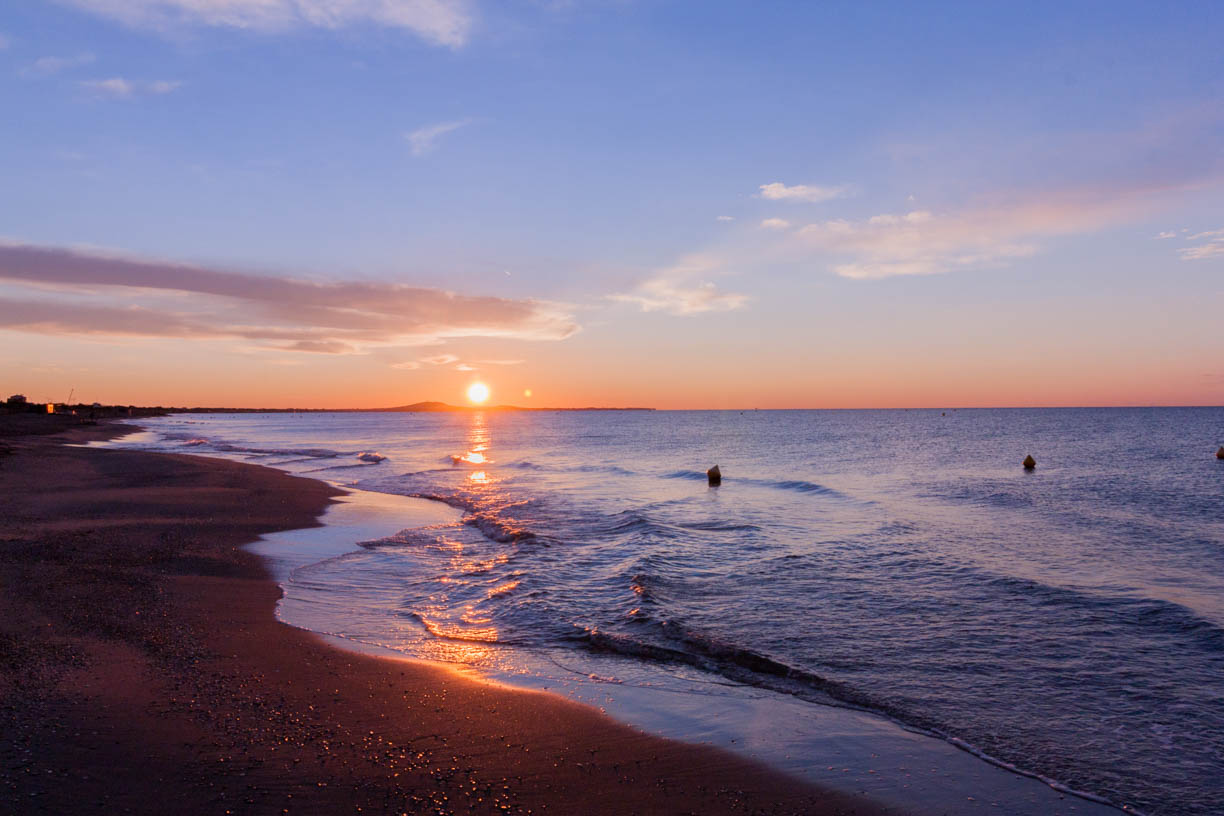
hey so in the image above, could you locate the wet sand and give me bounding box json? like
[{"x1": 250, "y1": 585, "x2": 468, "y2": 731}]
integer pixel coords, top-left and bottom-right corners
[{"x1": 0, "y1": 416, "x2": 895, "y2": 815}]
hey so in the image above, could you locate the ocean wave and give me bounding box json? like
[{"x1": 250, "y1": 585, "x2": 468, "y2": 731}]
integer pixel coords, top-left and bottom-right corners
[
  {"x1": 661, "y1": 469, "x2": 710, "y2": 481},
  {"x1": 981, "y1": 573, "x2": 1224, "y2": 647},
  {"x1": 504, "y1": 460, "x2": 637, "y2": 477},
  {"x1": 407, "y1": 611, "x2": 503, "y2": 644},
  {"x1": 570, "y1": 622, "x2": 869, "y2": 709},
  {"x1": 468, "y1": 513, "x2": 554, "y2": 546},
  {"x1": 179, "y1": 438, "x2": 346, "y2": 459},
  {"x1": 303, "y1": 463, "x2": 379, "y2": 473},
  {"x1": 661, "y1": 470, "x2": 842, "y2": 497}
]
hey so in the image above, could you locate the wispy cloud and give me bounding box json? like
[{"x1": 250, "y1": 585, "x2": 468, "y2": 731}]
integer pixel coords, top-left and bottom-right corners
[
  {"x1": 1178, "y1": 228, "x2": 1224, "y2": 260},
  {"x1": 783, "y1": 176, "x2": 1204, "y2": 279},
  {"x1": 476, "y1": 358, "x2": 524, "y2": 365},
  {"x1": 715, "y1": 215, "x2": 735, "y2": 222},
  {"x1": 421, "y1": 354, "x2": 460, "y2": 365},
  {"x1": 58, "y1": 0, "x2": 473, "y2": 47},
  {"x1": 611, "y1": 254, "x2": 748, "y2": 316},
  {"x1": 760, "y1": 218, "x2": 791, "y2": 230},
  {"x1": 21, "y1": 52, "x2": 96, "y2": 77},
  {"x1": 406, "y1": 119, "x2": 471, "y2": 156},
  {"x1": 792, "y1": 205, "x2": 1053, "y2": 279},
  {"x1": 391, "y1": 360, "x2": 422, "y2": 370},
  {"x1": 80, "y1": 77, "x2": 181, "y2": 99},
  {"x1": 0, "y1": 242, "x2": 578, "y2": 351},
  {"x1": 1155, "y1": 231, "x2": 1178, "y2": 239},
  {"x1": 455, "y1": 363, "x2": 477, "y2": 371},
  {"x1": 1179, "y1": 243, "x2": 1224, "y2": 260},
  {"x1": 758, "y1": 182, "x2": 848, "y2": 203}
]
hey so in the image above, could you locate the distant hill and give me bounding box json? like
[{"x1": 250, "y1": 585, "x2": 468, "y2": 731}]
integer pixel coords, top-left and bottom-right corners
[
  {"x1": 371, "y1": 401, "x2": 515, "y2": 412},
  {"x1": 371, "y1": 402, "x2": 654, "y2": 412}
]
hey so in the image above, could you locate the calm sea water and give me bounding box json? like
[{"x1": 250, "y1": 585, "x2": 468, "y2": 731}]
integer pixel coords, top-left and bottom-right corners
[{"x1": 116, "y1": 408, "x2": 1223, "y2": 815}]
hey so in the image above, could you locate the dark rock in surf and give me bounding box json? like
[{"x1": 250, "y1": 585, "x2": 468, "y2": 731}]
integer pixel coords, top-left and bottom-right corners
[
  {"x1": 1023, "y1": 455, "x2": 1037, "y2": 469},
  {"x1": 1216, "y1": 447, "x2": 1224, "y2": 460},
  {"x1": 707, "y1": 465, "x2": 722, "y2": 486}
]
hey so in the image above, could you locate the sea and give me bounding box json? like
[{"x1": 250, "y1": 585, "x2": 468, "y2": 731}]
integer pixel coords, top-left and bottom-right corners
[{"x1": 105, "y1": 408, "x2": 1224, "y2": 815}]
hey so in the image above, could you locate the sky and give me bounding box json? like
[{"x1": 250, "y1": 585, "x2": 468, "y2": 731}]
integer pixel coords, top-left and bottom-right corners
[{"x1": 1, "y1": 0, "x2": 1222, "y2": 409}]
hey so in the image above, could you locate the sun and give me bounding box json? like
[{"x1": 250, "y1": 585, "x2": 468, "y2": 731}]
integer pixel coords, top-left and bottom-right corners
[{"x1": 466, "y1": 382, "x2": 490, "y2": 405}]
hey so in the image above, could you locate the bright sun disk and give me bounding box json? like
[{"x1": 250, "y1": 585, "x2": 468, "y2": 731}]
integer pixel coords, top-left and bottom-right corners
[{"x1": 467, "y1": 382, "x2": 490, "y2": 404}]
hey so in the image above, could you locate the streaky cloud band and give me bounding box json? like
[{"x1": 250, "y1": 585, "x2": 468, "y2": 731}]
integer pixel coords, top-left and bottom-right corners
[{"x1": 0, "y1": 241, "x2": 578, "y2": 351}]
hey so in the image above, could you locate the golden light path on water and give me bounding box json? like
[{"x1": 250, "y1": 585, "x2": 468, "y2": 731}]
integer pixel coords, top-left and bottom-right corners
[{"x1": 414, "y1": 410, "x2": 507, "y2": 666}]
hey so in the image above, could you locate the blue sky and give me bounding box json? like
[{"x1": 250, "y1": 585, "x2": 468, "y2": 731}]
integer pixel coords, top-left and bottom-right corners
[{"x1": 1, "y1": 1, "x2": 1221, "y2": 407}]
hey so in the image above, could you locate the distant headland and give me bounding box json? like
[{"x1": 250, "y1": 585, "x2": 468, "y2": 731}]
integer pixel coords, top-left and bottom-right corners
[
  {"x1": 2, "y1": 394, "x2": 654, "y2": 416},
  {"x1": 364, "y1": 402, "x2": 655, "y2": 413}
]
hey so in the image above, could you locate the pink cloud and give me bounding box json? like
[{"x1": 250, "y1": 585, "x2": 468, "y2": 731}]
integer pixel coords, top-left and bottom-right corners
[{"x1": 0, "y1": 242, "x2": 577, "y2": 351}]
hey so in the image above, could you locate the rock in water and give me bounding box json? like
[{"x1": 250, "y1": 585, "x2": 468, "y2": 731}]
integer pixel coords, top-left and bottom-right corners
[
  {"x1": 707, "y1": 464, "x2": 722, "y2": 486},
  {"x1": 1217, "y1": 447, "x2": 1224, "y2": 460},
  {"x1": 1023, "y1": 455, "x2": 1037, "y2": 469}
]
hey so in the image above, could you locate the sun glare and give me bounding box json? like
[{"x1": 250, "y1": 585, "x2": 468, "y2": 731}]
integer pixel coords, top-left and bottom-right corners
[{"x1": 467, "y1": 382, "x2": 490, "y2": 404}]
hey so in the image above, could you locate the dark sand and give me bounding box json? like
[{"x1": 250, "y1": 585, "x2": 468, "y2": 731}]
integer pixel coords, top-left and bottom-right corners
[{"x1": 0, "y1": 417, "x2": 897, "y2": 815}]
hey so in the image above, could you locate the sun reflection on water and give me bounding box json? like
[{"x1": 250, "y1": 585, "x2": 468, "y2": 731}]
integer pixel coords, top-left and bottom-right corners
[{"x1": 411, "y1": 411, "x2": 526, "y2": 670}]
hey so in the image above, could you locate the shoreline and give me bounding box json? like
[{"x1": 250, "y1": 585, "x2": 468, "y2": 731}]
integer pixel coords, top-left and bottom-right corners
[
  {"x1": 104, "y1": 415, "x2": 1129, "y2": 815},
  {"x1": 0, "y1": 417, "x2": 889, "y2": 815},
  {"x1": 247, "y1": 487, "x2": 1127, "y2": 816}
]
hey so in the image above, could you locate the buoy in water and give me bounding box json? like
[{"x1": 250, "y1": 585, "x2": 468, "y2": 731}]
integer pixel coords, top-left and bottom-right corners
[
  {"x1": 1023, "y1": 455, "x2": 1037, "y2": 469},
  {"x1": 707, "y1": 465, "x2": 722, "y2": 486}
]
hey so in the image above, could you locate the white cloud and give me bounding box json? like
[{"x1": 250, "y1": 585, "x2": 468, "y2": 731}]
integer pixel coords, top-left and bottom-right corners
[
  {"x1": 81, "y1": 77, "x2": 134, "y2": 98},
  {"x1": 1178, "y1": 229, "x2": 1224, "y2": 261},
  {"x1": 1179, "y1": 243, "x2": 1224, "y2": 260},
  {"x1": 715, "y1": 215, "x2": 735, "y2": 222},
  {"x1": 80, "y1": 77, "x2": 180, "y2": 98},
  {"x1": 758, "y1": 182, "x2": 847, "y2": 204},
  {"x1": 792, "y1": 201, "x2": 1109, "y2": 279},
  {"x1": 611, "y1": 254, "x2": 748, "y2": 316},
  {"x1": 58, "y1": 0, "x2": 473, "y2": 47},
  {"x1": 22, "y1": 53, "x2": 96, "y2": 77},
  {"x1": 1155, "y1": 231, "x2": 1178, "y2": 239},
  {"x1": 760, "y1": 218, "x2": 791, "y2": 230},
  {"x1": 796, "y1": 208, "x2": 1039, "y2": 279},
  {"x1": 868, "y1": 211, "x2": 932, "y2": 226},
  {"x1": 406, "y1": 119, "x2": 471, "y2": 156}
]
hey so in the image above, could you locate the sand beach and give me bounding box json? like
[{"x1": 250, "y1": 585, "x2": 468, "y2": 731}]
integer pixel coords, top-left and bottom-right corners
[{"x1": 0, "y1": 416, "x2": 890, "y2": 815}]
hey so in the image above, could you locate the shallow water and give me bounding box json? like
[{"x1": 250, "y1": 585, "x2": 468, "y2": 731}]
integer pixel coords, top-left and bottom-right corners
[{"x1": 113, "y1": 408, "x2": 1224, "y2": 815}]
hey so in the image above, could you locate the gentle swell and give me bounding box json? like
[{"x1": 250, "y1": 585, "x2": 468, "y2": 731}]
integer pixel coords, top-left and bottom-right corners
[{"x1": 662, "y1": 470, "x2": 844, "y2": 497}]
